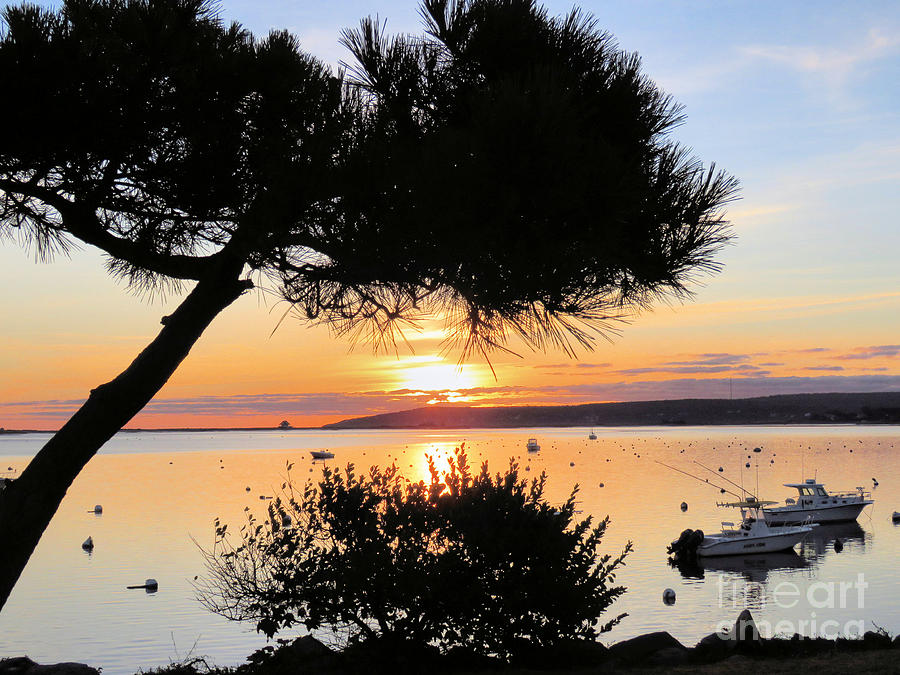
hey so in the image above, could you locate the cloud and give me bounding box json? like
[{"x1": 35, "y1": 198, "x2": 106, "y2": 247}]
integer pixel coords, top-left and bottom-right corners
[
  {"x1": 834, "y1": 345, "x2": 900, "y2": 360},
  {"x1": 653, "y1": 25, "x2": 900, "y2": 100},
  {"x1": 520, "y1": 374, "x2": 900, "y2": 403},
  {"x1": 805, "y1": 366, "x2": 845, "y2": 372},
  {"x1": 664, "y1": 353, "x2": 752, "y2": 367},
  {"x1": 736, "y1": 28, "x2": 900, "y2": 111},
  {"x1": 739, "y1": 29, "x2": 900, "y2": 82},
  {"x1": 533, "y1": 362, "x2": 610, "y2": 370},
  {"x1": 0, "y1": 391, "x2": 432, "y2": 424},
  {"x1": 7, "y1": 374, "x2": 900, "y2": 427},
  {"x1": 728, "y1": 203, "x2": 797, "y2": 228},
  {"x1": 671, "y1": 292, "x2": 900, "y2": 328},
  {"x1": 616, "y1": 364, "x2": 766, "y2": 376}
]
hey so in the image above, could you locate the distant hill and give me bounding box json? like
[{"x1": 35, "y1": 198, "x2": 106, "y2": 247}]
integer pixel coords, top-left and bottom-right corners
[{"x1": 322, "y1": 392, "x2": 900, "y2": 429}]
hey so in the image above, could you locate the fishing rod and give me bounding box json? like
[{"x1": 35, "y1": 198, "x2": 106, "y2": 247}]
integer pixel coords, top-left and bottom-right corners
[
  {"x1": 654, "y1": 460, "x2": 744, "y2": 500},
  {"x1": 693, "y1": 460, "x2": 755, "y2": 499}
]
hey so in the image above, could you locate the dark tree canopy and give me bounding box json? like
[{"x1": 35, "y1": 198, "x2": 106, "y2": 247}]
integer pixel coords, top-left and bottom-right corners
[
  {"x1": 0, "y1": 0, "x2": 348, "y2": 287},
  {"x1": 327, "y1": 0, "x2": 737, "y2": 356},
  {"x1": 1, "y1": 0, "x2": 736, "y2": 358},
  {"x1": 0, "y1": 0, "x2": 736, "y2": 612}
]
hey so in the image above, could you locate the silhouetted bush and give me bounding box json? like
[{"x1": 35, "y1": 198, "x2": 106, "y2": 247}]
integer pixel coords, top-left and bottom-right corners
[{"x1": 198, "y1": 448, "x2": 630, "y2": 662}]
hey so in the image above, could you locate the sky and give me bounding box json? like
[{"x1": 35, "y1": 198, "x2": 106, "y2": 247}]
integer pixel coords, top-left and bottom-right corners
[{"x1": 2, "y1": 0, "x2": 900, "y2": 429}]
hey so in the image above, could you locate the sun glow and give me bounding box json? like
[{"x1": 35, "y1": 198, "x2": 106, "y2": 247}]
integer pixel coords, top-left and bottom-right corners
[{"x1": 395, "y1": 358, "x2": 479, "y2": 396}]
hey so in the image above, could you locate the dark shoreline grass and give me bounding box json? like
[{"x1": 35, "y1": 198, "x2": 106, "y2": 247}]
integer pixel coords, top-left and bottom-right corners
[
  {"x1": 6, "y1": 631, "x2": 900, "y2": 675},
  {"x1": 131, "y1": 647, "x2": 900, "y2": 675}
]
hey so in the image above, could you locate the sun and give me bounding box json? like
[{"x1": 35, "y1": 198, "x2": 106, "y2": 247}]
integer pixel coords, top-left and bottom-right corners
[
  {"x1": 396, "y1": 359, "x2": 478, "y2": 393},
  {"x1": 400, "y1": 364, "x2": 475, "y2": 392}
]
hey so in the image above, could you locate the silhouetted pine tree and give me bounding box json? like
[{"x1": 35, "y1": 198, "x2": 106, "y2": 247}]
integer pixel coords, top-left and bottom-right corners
[{"x1": 0, "y1": 0, "x2": 737, "y2": 610}]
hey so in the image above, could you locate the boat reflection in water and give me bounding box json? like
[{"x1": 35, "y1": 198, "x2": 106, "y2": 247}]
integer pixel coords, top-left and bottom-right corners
[
  {"x1": 671, "y1": 549, "x2": 807, "y2": 582},
  {"x1": 797, "y1": 521, "x2": 867, "y2": 559}
]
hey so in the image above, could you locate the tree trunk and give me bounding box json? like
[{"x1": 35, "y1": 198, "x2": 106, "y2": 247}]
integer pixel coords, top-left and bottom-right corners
[{"x1": 0, "y1": 263, "x2": 252, "y2": 612}]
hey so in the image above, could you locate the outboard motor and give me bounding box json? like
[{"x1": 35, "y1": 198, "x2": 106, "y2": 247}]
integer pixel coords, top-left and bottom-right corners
[{"x1": 667, "y1": 528, "x2": 705, "y2": 563}]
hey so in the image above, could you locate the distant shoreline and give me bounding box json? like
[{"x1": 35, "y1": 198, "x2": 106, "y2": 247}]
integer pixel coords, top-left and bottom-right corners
[
  {"x1": 0, "y1": 426, "x2": 319, "y2": 434},
  {"x1": 4, "y1": 391, "x2": 900, "y2": 434},
  {"x1": 4, "y1": 421, "x2": 900, "y2": 435}
]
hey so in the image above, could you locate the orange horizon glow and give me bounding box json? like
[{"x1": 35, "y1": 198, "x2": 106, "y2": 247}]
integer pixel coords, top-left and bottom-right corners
[{"x1": 4, "y1": 246, "x2": 900, "y2": 432}]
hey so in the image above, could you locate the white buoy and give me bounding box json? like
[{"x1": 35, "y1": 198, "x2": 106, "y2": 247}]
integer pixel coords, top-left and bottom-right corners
[
  {"x1": 93, "y1": 505, "x2": 103, "y2": 514},
  {"x1": 663, "y1": 588, "x2": 676, "y2": 605},
  {"x1": 680, "y1": 501, "x2": 688, "y2": 512},
  {"x1": 82, "y1": 536, "x2": 94, "y2": 550}
]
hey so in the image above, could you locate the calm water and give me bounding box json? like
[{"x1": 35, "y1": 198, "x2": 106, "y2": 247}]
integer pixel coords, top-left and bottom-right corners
[{"x1": 1, "y1": 426, "x2": 899, "y2": 673}]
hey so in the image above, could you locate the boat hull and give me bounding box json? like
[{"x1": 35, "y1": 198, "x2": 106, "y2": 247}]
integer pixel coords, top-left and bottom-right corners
[
  {"x1": 698, "y1": 528, "x2": 810, "y2": 557},
  {"x1": 764, "y1": 501, "x2": 870, "y2": 525}
]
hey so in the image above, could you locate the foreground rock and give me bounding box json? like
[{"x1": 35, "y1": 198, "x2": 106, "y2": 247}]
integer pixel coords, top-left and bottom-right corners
[
  {"x1": 607, "y1": 631, "x2": 688, "y2": 666},
  {"x1": 0, "y1": 658, "x2": 99, "y2": 675},
  {"x1": 6, "y1": 614, "x2": 900, "y2": 674}
]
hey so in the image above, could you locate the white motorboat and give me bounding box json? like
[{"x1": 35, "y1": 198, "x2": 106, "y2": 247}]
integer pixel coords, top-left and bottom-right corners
[
  {"x1": 588, "y1": 429, "x2": 597, "y2": 440},
  {"x1": 310, "y1": 450, "x2": 334, "y2": 460},
  {"x1": 697, "y1": 499, "x2": 814, "y2": 557},
  {"x1": 763, "y1": 479, "x2": 873, "y2": 525},
  {"x1": 526, "y1": 438, "x2": 540, "y2": 452}
]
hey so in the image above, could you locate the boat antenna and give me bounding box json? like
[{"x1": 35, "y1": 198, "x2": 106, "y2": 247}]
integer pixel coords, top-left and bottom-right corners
[
  {"x1": 694, "y1": 460, "x2": 756, "y2": 498},
  {"x1": 756, "y1": 460, "x2": 760, "y2": 502},
  {"x1": 655, "y1": 460, "x2": 744, "y2": 500}
]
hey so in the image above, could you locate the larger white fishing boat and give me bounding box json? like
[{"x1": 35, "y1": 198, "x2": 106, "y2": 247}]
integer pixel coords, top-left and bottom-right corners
[
  {"x1": 697, "y1": 499, "x2": 815, "y2": 557},
  {"x1": 763, "y1": 479, "x2": 873, "y2": 525}
]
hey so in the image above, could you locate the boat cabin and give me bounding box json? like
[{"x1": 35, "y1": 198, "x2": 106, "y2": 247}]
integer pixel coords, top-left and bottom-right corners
[{"x1": 783, "y1": 478, "x2": 869, "y2": 508}]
